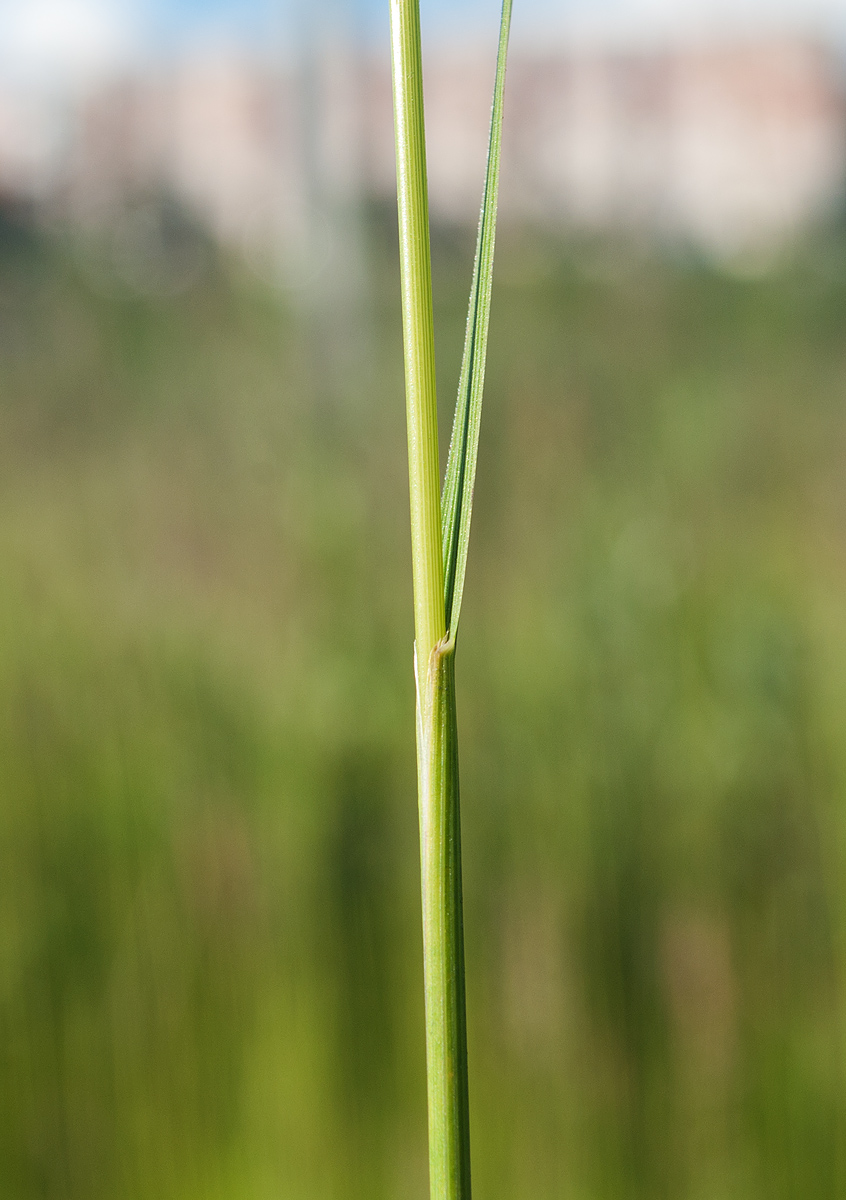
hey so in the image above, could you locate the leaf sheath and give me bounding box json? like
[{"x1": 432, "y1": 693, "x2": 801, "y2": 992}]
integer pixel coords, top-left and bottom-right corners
[{"x1": 415, "y1": 637, "x2": 471, "y2": 1199}]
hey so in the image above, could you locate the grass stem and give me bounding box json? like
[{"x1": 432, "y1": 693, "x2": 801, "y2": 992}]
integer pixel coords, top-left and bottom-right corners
[
  {"x1": 391, "y1": 1, "x2": 511, "y2": 1194},
  {"x1": 390, "y1": 1, "x2": 471, "y2": 1196},
  {"x1": 389, "y1": 0, "x2": 445, "y2": 663}
]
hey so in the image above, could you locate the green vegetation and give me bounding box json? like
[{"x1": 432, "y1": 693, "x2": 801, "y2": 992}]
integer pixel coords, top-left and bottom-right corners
[{"x1": 1, "y1": 206, "x2": 846, "y2": 1199}]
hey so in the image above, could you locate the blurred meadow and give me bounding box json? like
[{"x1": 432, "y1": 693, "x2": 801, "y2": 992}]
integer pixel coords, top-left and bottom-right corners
[{"x1": 2, "y1": 185, "x2": 846, "y2": 1199}]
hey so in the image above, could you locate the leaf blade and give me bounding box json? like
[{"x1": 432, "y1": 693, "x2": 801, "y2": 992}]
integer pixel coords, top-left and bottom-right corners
[{"x1": 441, "y1": 0, "x2": 513, "y2": 639}]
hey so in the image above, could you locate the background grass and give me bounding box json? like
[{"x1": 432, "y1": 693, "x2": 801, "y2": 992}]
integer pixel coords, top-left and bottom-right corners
[{"x1": 2, "y1": 203, "x2": 846, "y2": 1198}]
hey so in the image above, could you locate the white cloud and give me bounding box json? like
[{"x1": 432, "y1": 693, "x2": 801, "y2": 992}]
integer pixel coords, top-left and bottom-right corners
[{"x1": 0, "y1": 0, "x2": 137, "y2": 84}]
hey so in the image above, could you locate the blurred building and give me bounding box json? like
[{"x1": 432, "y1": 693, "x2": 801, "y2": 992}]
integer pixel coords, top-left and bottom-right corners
[
  {"x1": 0, "y1": 84, "x2": 66, "y2": 201},
  {"x1": 500, "y1": 38, "x2": 846, "y2": 255},
  {"x1": 58, "y1": 59, "x2": 286, "y2": 253},
  {"x1": 0, "y1": 34, "x2": 844, "y2": 267}
]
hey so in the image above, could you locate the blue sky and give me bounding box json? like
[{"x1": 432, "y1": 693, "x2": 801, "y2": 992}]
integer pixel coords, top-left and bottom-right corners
[
  {"x1": 140, "y1": 0, "x2": 846, "y2": 47},
  {"x1": 140, "y1": 0, "x2": 518, "y2": 48}
]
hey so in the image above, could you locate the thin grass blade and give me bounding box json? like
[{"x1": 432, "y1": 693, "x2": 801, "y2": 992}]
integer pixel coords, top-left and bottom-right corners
[{"x1": 441, "y1": 0, "x2": 513, "y2": 639}]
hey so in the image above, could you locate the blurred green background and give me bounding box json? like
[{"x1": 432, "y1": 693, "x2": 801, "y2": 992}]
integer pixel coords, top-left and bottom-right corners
[{"x1": 2, "y1": 202, "x2": 846, "y2": 1200}]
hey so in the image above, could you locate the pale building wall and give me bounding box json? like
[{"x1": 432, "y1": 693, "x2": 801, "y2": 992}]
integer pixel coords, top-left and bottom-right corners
[{"x1": 0, "y1": 37, "x2": 843, "y2": 264}]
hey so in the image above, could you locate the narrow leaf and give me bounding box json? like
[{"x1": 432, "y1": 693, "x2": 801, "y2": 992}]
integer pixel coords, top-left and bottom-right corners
[{"x1": 441, "y1": 0, "x2": 513, "y2": 639}]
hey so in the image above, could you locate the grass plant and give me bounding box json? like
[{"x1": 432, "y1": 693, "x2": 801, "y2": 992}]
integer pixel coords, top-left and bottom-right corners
[{"x1": 389, "y1": 2, "x2": 512, "y2": 1196}]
